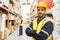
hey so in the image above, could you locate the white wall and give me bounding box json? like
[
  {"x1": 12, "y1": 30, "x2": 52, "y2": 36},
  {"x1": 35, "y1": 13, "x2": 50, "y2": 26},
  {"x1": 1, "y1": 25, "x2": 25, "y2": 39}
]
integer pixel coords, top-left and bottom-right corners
[{"x1": 53, "y1": 0, "x2": 60, "y2": 40}]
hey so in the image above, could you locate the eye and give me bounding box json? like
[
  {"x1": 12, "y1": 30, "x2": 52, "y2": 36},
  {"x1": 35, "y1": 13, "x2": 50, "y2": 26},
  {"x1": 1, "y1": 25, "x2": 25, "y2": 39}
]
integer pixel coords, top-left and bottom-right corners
[
  {"x1": 41, "y1": 9, "x2": 44, "y2": 11},
  {"x1": 37, "y1": 9, "x2": 40, "y2": 11}
]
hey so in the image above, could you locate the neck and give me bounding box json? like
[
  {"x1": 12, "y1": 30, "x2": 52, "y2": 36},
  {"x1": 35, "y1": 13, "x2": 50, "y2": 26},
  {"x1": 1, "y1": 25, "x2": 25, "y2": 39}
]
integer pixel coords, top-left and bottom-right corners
[{"x1": 38, "y1": 15, "x2": 45, "y2": 21}]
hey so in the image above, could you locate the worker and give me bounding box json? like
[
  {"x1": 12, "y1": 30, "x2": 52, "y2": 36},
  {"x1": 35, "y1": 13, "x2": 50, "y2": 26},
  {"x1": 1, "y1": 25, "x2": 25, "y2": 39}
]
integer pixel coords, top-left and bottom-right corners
[
  {"x1": 25, "y1": 2, "x2": 54, "y2": 40},
  {"x1": 18, "y1": 16, "x2": 23, "y2": 36}
]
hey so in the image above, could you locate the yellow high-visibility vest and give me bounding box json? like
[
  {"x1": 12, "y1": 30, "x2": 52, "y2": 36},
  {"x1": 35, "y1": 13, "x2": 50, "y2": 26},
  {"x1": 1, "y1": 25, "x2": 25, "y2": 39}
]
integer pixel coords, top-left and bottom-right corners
[
  {"x1": 19, "y1": 23, "x2": 23, "y2": 26},
  {"x1": 32, "y1": 17, "x2": 54, "y2": 40}
]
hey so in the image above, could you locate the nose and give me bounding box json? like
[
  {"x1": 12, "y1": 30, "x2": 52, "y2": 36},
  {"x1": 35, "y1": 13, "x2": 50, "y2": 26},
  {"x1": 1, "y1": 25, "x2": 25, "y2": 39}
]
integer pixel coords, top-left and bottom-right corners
[{"x1": 38, "y1": 11, "x2": 42, "y2": 14}]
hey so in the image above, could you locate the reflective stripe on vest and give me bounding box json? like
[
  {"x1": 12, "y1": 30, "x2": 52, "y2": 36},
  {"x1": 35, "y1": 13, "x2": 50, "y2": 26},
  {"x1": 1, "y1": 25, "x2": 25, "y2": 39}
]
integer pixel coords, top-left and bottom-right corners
[{"x1": 32, "y1": 17, "x2": 54, "y2": 40}]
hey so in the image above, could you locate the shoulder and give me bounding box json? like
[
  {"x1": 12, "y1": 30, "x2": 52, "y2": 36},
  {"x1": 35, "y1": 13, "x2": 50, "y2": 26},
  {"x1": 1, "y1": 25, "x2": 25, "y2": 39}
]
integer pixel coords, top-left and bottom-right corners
[
  {"x1": 45, "y1": 17, "x2": 54, "y2": 25},
  {"x1": 45, "y1": 21, "x2": 53, "y2": 26}
]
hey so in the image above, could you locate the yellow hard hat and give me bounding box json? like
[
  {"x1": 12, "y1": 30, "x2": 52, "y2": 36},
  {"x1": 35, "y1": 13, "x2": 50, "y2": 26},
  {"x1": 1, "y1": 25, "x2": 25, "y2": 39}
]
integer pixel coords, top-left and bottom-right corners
[{"x1": 36, "y1": 2, "x2": 47, "y2": 9}]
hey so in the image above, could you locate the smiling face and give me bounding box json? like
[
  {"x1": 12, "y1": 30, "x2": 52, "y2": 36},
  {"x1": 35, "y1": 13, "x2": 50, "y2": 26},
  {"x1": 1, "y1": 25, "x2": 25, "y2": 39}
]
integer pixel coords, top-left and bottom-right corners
[{"x1": 37, "y1": 7, "x2": 46, "y2": 18}]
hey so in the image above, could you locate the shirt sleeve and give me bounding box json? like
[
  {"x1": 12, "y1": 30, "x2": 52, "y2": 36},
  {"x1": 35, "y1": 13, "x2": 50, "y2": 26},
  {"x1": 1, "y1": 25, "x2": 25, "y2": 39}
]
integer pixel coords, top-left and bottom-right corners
[{"x1": 25, "y1": 22, "x2": 33, "y2": 36}]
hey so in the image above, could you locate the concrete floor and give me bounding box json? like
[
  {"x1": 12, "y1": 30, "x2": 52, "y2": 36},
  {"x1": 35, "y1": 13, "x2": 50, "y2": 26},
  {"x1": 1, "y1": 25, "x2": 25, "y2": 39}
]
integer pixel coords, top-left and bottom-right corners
[{"x1": 8, "y1": 24, "x2": 32, "y2": 40}]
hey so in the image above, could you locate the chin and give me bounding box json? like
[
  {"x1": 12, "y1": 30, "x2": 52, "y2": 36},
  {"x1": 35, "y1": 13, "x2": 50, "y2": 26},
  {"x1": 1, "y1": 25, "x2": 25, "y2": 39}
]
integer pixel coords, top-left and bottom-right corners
[{"x1": 38, "y1": 16, "x2": 42, "y2": 18}]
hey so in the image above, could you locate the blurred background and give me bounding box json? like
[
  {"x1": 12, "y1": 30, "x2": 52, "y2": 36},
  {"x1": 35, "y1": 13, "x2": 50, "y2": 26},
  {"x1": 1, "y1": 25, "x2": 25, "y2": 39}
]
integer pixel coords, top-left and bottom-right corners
[{"x1": 0, "y1": 0, "x2": 60, "y2": 40}]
